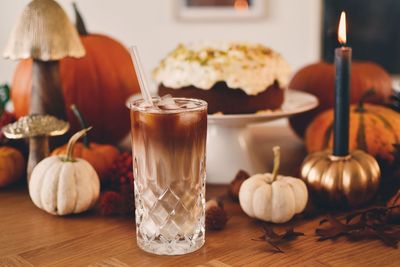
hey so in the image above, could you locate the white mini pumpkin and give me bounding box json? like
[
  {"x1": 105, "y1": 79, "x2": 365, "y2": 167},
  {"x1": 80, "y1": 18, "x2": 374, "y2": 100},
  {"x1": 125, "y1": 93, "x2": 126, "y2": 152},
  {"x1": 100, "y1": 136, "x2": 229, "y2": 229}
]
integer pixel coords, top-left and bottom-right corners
[
  {"x1": 239, "y1": 147, "x2": 308, "y2": 223},
  {"x1": 29, "y1": 128, "x2": 100, "y2": 215}
]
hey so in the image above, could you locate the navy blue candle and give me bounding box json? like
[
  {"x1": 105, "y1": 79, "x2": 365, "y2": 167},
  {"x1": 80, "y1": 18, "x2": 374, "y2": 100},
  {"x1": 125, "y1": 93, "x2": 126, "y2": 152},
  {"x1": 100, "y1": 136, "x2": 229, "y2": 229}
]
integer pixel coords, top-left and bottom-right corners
[{"x1": 333, "y1": 11, "x2": 351, "y2": 156}]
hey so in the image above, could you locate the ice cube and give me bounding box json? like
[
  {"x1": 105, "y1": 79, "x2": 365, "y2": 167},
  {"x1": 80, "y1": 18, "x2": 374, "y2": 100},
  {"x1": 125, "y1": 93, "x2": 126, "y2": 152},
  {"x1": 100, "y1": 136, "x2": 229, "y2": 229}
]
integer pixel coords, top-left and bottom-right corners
[
  {"x1": 158, "y1": 94, "x2": 179, "y2": 110},
  {"x1": 179, "y1": 102, "x2": 197, "y2": 109},
  {"x1": 139, "y1": 102, "x2": 153, "y2": 109}
]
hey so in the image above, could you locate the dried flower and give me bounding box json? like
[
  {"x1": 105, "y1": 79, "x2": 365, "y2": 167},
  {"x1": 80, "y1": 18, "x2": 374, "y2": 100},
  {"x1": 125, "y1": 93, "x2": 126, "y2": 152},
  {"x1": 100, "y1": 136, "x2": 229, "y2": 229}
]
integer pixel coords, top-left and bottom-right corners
[
  {"x1": 98, "y1": 191, "x2": 123, "y2": 216},
  {"x1": 205, "y1": 199, "x2": 228, "y2": 230},
  {"x1": 100, "y1": 152, "x2": 134, "y2": 216},
  {"x1": 0, "y1": 111, "x2": 16, "y2": 143}
]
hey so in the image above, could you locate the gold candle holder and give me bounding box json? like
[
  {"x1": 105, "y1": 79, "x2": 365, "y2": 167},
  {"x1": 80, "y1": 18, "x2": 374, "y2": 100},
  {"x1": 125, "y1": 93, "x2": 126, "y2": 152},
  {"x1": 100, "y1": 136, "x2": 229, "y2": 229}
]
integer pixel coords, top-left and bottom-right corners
[{"x1": 300, "y1": 150, "x2": 380, "y2": 208}]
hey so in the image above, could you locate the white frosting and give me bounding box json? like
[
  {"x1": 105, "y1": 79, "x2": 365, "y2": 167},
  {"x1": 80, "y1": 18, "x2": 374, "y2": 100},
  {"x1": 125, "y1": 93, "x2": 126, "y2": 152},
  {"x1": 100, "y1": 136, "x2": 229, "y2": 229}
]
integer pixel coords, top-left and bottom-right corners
[{"x1": 152, "y1": 42, "x2": 291, "y2": 96}]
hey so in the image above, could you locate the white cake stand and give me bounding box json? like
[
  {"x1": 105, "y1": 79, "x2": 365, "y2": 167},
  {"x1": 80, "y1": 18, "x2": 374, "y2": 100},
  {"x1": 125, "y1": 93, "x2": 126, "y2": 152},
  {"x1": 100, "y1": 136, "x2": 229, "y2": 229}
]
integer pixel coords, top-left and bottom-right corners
[{"x1": 206, "y1": 89, "x2": 318, "y2": 184}]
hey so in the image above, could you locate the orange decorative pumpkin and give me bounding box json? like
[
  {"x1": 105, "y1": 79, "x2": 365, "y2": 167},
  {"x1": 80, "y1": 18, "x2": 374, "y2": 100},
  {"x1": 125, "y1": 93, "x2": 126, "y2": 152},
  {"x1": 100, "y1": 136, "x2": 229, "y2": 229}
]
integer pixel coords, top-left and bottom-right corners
[
  {"x1": 11, "y1": 3, "x2": 139, "y2": 144},
  {"x1": 305, "y1": 100, "x2": 400, "y2": 162},
  {"x1": 51, "y1": 105, "x2": 119, "y2": 180},
  {"x1": 289, "y1": 61, "x2": 392, "y2": 138},
  {"x1": 0, "y1": 147, "x2": 25, "y2": 187}
]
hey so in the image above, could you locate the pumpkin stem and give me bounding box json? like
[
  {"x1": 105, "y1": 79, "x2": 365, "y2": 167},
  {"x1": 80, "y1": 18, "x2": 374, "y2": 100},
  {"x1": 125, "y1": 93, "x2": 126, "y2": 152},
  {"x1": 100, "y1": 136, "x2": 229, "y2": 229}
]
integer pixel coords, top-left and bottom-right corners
[
  {"x1": 65, "y1": 127, "x2": 92, "y2": 162},
  {"x1": 70, "y1": 104, "x2": 89, "y2": 148},
  {"x1": 72, "y1": 2, "x2": 88, "y2": 36},
  {"x1": 356, "y1": 88, "x2": 375, "y2": 112},
  {"x1": 271, "y1": 146, "x2": 280, "y2": 181}
]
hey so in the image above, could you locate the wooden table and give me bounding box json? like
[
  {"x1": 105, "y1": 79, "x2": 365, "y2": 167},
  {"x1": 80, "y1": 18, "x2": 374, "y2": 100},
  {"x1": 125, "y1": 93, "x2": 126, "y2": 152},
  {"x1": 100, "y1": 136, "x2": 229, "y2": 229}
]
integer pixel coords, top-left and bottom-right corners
[{"x1": 1, "y1": 122, "x2": 399, "y2": 266}]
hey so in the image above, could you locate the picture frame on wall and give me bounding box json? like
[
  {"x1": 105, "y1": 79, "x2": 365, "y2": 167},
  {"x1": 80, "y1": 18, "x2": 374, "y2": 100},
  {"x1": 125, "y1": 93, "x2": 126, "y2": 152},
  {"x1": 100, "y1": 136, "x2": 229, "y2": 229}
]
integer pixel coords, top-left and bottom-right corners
[{"x1": 174, "y1": 0, "x2": 265, "y2": 21}]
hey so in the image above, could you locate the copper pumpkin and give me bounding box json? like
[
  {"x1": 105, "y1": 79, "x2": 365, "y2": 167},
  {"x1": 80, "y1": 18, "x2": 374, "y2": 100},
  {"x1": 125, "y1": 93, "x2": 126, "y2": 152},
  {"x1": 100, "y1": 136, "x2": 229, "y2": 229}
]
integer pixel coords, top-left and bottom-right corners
[{"x1": 300, "y1": 150, "x2": 381, "y2": 208}]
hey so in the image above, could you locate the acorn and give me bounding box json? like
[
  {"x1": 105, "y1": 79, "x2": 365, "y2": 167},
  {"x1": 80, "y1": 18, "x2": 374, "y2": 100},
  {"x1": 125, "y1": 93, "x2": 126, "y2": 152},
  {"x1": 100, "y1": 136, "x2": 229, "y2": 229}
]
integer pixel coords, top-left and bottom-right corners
[{"x1": 205, "y1": 198, "x2": 228, "y2": 231}]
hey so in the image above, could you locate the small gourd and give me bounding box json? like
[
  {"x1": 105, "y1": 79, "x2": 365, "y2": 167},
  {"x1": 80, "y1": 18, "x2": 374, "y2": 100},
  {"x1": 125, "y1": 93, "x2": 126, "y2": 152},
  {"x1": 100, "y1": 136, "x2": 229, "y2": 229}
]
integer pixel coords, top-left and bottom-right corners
[
  {"x1": 29, "y1": 128, "x2": 100, "y2": 215},
  {"x1": 239, "y1": 147, "x2": 308, "y2": 223}
]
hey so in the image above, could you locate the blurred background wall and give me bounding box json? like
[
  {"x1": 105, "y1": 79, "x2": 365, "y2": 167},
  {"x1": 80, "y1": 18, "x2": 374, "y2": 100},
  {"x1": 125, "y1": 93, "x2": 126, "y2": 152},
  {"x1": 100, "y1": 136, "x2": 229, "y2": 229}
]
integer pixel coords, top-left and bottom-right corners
[{"x1": 0, "y1": 0, "x2": 322, "y2": 88}]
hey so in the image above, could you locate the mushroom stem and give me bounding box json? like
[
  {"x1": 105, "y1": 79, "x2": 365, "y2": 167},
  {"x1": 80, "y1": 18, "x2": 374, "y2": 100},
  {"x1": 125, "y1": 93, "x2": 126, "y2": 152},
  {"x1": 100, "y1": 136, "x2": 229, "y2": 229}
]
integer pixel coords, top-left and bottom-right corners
[
  {"x1": 28, "y1": 136, "x2": 49, "y2": 180},
  {"x1": 65, "y1": 127, "x2": 92, "y2": 162},
  {"x1": 271, "y1": 146, "x2": 280, "y2": 181},
  {"x1": 31, "y1": 60, "x2": 67, "y2": 120}
]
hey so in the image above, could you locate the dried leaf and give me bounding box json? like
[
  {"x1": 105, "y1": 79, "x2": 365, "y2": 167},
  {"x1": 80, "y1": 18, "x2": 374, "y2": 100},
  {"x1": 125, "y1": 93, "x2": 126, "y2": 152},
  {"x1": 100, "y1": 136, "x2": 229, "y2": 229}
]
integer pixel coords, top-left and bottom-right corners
[
  {"x1": 254, "y1": 224, "x2": 304, "y2": 253},
  {"x1": 316, "y1": 205, "x2": 400, "y2": 248}
]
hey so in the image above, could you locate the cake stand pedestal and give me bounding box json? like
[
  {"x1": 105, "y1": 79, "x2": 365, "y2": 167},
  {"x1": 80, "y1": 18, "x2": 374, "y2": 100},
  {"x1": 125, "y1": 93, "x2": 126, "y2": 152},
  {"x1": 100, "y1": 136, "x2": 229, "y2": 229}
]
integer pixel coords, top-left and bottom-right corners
[{"x1": 207, "y1": 123, "x2": 263, "y2": 184}]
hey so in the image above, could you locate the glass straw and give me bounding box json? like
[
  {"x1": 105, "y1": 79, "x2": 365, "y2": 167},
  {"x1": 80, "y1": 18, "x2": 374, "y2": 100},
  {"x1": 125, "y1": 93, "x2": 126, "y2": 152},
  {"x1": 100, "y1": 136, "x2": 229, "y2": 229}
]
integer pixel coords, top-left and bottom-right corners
[{"x1": 129, "y1": 46, "x2": 154, "y2": 106}]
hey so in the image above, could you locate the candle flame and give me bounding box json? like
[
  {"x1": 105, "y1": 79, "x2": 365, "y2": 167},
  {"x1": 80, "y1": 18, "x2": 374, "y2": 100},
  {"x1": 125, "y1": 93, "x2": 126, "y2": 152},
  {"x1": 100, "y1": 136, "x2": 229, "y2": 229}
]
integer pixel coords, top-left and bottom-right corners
[{"x1": 338, "y1": 11, "x2": 347, "y2": 45}]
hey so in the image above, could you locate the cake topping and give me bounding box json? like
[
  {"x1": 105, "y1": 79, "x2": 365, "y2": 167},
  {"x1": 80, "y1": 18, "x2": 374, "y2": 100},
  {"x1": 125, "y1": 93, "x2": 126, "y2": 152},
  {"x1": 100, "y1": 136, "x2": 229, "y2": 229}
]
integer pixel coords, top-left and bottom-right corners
[{"x1": 153, "y1": 42, "x2": 291, "y2": 95}]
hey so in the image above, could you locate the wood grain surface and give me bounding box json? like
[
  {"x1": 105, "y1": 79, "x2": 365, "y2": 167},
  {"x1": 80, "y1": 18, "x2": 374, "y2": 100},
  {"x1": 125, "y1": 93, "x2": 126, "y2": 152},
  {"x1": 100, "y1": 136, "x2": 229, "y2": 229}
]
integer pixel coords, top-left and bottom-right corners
[
  {"x1": 1, "y1": 122, "x2": 399, "y2": 266},
  {"x1": 1, "y1": 184, "x2": 399, "y2": 267}
]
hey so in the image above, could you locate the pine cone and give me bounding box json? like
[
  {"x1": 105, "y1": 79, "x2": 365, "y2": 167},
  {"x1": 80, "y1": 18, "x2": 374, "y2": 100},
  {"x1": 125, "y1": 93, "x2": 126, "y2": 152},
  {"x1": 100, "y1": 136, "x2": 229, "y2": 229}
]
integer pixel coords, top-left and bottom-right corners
[
  {"x1": 205, "y1": 199, "x2": 228, "y2": 230},
  {"x1": 228, "y1": 170, "x2": 250, "y2": 201}
]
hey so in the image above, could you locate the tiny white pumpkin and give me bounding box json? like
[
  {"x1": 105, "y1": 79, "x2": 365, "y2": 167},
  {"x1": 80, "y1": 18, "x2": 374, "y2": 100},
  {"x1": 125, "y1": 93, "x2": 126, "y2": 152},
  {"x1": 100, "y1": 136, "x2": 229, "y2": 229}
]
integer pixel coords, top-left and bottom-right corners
[
  {"x1": 29, "y1": 128, "x2": 100, "y2": 215},
  {"x1": 239, "y1": 147, "x2": 308, "y2": 223}
]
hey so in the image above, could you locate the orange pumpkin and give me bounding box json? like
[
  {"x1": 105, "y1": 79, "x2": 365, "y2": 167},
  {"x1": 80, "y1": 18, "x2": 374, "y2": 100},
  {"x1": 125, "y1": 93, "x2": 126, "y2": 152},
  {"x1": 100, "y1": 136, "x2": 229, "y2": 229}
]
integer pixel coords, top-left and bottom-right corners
[
  {"x1": 0, "y1": 147, "x2": 25, "y2": 187},
  {"x1": 305, "y1": 102, "x2": 400, "y2": 162},
  {"x1": 11, "y1": 3, "x2": 139, "y2": 144},
  {"x1": 51, "y1": 105, "x2": 119, "y2": 180},
  {"x1": 289, "y1": 61, "x2": 392, "y2": 138}
]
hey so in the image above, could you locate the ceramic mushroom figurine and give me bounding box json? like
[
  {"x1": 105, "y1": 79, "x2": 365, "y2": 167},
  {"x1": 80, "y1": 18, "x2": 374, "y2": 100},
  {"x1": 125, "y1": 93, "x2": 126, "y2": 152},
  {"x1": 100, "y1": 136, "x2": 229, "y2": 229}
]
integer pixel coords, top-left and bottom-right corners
[
  {"x1": 2, "y1": 115, "x2": 69, "y2": 180},
  {"x1": 3, "y1": 0, "x2": 85, "y2": 119}
]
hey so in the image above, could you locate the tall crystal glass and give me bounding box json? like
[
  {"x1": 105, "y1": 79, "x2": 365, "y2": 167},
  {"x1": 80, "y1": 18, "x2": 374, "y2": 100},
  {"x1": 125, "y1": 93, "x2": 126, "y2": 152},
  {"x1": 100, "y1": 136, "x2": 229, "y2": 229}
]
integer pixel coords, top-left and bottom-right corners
[{"x1": 129, "y1": 97, "x2": 207, "y2": 255}]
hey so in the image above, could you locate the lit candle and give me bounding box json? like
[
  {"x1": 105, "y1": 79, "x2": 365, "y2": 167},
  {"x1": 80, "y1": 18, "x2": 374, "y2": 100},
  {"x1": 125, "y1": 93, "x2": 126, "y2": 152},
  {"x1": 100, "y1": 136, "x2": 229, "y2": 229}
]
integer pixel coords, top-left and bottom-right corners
[{"x1": 333, "y1": 11, "x2": 351, "y2": 156}]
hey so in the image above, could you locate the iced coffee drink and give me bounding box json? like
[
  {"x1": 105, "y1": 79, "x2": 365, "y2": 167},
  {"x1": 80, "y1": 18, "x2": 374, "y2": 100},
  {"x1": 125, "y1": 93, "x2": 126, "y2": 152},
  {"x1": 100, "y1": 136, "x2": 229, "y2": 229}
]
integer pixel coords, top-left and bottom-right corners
[{"x1": 130, "y1": 97, "x2": 207, "y2": 255}]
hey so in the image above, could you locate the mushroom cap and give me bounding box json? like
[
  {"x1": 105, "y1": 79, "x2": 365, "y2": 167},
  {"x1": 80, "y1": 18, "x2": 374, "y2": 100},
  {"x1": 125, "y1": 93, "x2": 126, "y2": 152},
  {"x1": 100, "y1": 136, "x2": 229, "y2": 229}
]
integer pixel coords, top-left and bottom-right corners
[
  {"x1": 2, "y1": 114, "x2": 70, "y2": 139},
  {"x1": 3, "y1": 0, "x2": 85, "y2": 61}
]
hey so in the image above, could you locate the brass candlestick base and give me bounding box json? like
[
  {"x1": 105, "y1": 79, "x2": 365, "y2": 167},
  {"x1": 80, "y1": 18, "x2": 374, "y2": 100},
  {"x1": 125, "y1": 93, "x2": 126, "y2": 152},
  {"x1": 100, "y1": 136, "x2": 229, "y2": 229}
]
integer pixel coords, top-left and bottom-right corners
[{"x1": 300, "y1": 150, "x2": 381, "y2": 208}]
